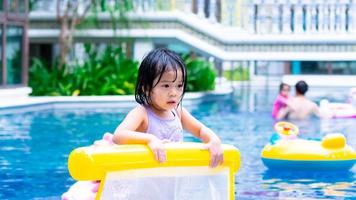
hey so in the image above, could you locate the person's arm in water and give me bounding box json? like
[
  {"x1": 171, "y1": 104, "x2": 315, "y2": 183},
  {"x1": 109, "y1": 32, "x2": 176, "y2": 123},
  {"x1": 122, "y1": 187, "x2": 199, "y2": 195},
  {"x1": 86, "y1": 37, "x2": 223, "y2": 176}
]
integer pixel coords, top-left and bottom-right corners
[
  {"x1": 276, "y1": 106, "x2": 290, "y2": 120},
  {"x1": 113, "y1": 105, "x2": 167, "y2": 163},
  {"x1": 179, "y1": 107, "x2": 224, "y2": 168},
  {"x1": 311, "y1": 102, "x2": 323, "y2": 118},
  {"x1": 276, "y1": 98, "x2": 297, "y2": 120}
]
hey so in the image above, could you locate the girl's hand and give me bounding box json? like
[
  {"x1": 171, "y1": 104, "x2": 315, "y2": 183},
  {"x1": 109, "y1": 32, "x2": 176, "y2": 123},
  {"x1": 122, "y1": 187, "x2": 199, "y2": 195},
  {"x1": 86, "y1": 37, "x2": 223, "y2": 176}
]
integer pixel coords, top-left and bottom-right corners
[
  {"x1": 203, "y1": 140, "x2": 224, "y2": 168},
  {"x1": 147, "y1": 137, "x2": 166, "y2": 163}
]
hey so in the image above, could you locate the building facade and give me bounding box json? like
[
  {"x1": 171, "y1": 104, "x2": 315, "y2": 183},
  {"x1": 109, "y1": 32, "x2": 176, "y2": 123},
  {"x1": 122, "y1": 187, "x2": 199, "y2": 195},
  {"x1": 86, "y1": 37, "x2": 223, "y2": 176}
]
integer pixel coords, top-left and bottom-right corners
[
  {"x1": 0, "y1": 0, "x2": 29, "y2": 89},
  {"x1": 29, "y1": 0, "x2": 356, "y2": 86}
]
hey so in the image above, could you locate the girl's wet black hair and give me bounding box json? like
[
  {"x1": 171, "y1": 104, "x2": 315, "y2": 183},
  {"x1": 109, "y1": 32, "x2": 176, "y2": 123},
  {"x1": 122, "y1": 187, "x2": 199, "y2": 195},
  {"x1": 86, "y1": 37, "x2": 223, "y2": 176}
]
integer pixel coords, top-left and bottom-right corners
[{"x1": 135, "y1": 48, "x2": 187, "y2": 105}]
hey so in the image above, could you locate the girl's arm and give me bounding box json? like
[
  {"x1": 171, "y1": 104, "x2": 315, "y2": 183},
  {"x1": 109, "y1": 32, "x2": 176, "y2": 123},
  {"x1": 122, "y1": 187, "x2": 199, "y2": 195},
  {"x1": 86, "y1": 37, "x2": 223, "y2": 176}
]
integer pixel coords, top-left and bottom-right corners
[
  {"x1": 179, "y1": 107, "x2": 223, "y2": 168},
  {"x1": 113, "y1": 105, "x2": 166, "y2": 163},
  {"x1": 113, "y1": 105, "x2": 151, "y2": 144}
]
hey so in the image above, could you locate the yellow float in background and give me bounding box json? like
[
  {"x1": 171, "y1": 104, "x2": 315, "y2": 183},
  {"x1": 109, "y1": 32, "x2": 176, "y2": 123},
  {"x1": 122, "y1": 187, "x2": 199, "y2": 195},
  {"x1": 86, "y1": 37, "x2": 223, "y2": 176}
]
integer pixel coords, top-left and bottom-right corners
[
  {"x1": 68, "y1": 142, "x2": 241, "y2": 200},
  {"x1": 262, "y1": 122, "x2": 356, "y2": 171}
]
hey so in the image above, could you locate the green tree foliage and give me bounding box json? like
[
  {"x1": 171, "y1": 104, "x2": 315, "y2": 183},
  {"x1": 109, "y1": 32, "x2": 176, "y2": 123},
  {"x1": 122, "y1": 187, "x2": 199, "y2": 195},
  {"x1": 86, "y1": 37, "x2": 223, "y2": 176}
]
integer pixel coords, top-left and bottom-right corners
[
  {"x1": 183, "y1": 55, "x2": 216, "y2": 92},
  {"x1": 223, "y1": 67, "x2": 250, "y2": 81},
  {"x1": 29, "y1": 47, "x2": 217, "y2": 96},
  {"x1": 29, "y1": 45, "x2": 138, "y2": 96}
]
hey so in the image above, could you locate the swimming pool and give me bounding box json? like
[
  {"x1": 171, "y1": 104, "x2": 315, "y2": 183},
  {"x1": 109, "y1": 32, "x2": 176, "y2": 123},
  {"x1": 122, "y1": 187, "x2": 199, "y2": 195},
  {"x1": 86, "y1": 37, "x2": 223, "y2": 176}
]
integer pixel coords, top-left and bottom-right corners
[{"x1": 0, "y1": 87, "x2": 355, "y2": 199}]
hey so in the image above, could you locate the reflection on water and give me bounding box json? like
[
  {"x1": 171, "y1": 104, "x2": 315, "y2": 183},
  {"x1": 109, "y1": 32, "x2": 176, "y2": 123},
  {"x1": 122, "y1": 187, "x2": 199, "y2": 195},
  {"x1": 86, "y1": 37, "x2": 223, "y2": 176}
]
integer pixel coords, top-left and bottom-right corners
[
  {"x1": 261, "y1": 171, "x2": 356, "y2": 199},
  {"x1": 0, "y1": 86, "x2": 355, "y2": 199}
]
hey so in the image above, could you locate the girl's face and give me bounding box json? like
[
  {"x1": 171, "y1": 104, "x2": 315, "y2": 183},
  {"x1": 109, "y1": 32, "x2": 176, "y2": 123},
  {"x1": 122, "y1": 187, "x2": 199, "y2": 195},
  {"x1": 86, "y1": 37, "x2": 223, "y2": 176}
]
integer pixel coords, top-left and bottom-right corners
[
  {"x1": 281, "y1": 85, "x2": 290, "y2": 97},
  {"x1": 150, "y1": 69, "x2": 184, "y2": 111}
]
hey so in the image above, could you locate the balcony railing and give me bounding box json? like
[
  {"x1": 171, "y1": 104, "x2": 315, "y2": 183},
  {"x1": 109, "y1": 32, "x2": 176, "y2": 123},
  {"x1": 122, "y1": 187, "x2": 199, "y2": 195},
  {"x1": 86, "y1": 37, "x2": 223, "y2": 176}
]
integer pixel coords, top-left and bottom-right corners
[{"x1": 30, "y1": 0, "x2": 356, "y2": 34}]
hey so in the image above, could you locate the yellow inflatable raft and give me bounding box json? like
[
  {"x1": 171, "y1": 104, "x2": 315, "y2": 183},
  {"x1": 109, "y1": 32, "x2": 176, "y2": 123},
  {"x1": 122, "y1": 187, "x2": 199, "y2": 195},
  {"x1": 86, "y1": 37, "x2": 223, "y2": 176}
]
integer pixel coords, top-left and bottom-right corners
[
  {"x1": 68, "y1": 142, "x2": 241, "y2": 200},
  {"x1": 262, "y1": 122, "x2": 356, "y2": 171}
]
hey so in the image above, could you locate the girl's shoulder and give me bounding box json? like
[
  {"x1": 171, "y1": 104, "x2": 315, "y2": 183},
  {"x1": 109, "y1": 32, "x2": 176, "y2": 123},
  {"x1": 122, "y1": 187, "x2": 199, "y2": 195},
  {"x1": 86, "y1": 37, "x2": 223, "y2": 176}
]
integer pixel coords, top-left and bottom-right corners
[
  {"x1": 175, "y1": 106, "x2": 190, "y2": 119},
  {"x1": 129, "y1": 105, "x2": 149, "y2": 121},
  {"x1": 135, "y1": 104, "x2": 147, "y2": 111},
  {"x1": 130, "y1": 104, "x2": 147, "y2": 113}
]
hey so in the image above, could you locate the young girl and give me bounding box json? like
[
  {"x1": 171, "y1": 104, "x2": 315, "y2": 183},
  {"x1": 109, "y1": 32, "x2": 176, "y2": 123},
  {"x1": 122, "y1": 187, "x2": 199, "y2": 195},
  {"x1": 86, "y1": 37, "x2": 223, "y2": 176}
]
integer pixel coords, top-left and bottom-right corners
[
  {"x1": 61, "y1": 48, "x2": 223, "y2": 200},
  {"x1": 272, "y1": 83, "x2": 290, "y2": 119},
  {"x1": 112, "y1": 48, "x2": 224, "y2": 168}
]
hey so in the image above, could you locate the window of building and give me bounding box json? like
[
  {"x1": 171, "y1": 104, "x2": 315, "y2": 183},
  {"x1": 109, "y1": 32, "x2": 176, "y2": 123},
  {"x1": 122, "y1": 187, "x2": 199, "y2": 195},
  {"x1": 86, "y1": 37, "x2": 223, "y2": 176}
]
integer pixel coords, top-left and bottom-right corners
[
  {"x1": 300, "y1": 61, "x2": 356, "y2": 75},
  {"x1": 0, "y1": 0, "x2": 28, "y2": 87},
  {"x1": 8, "y1": 0, "x2": 17, "y2": 12},
  {"x1": 18, "y1": 0, "x2": 25, "y2": 13},
  {"x1": 6, "y1": 26, "x2": 22, "y2": 84}
]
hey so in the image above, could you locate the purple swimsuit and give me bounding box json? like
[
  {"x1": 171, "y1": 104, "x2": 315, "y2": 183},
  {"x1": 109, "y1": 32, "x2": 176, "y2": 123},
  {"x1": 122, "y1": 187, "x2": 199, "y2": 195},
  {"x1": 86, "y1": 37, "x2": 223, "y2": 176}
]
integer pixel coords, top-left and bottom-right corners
[{"x1": 145, "y1": 106, "x2": 183, "y2": 142}]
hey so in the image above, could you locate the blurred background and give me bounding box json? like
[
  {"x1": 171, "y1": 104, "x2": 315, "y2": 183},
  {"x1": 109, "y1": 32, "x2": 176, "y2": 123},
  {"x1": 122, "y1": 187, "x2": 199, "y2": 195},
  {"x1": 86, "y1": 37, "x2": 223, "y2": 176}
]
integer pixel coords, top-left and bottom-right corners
[{"x1": 1, "y1": 0, "x2": 356, "y2": 97}]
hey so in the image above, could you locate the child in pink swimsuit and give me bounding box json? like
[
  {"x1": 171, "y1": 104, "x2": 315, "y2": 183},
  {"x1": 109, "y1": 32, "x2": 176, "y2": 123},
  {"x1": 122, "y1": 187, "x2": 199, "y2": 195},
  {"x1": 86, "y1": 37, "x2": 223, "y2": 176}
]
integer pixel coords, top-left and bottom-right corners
[{"x1": 272, "y1": 83, "x2": 290, "y2": 119}]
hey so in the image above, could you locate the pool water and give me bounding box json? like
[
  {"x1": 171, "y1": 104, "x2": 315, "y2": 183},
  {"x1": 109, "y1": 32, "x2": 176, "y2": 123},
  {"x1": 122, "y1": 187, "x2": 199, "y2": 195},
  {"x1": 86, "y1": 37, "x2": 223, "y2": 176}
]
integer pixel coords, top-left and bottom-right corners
[{"x1": 0, "y1": 88, "x2": 355, "y2": 199}]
